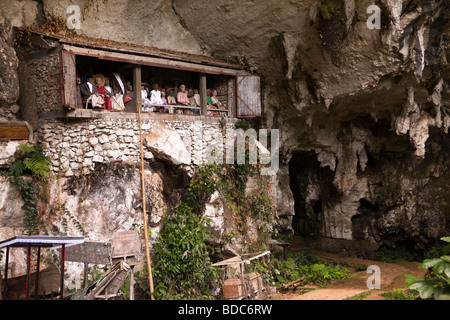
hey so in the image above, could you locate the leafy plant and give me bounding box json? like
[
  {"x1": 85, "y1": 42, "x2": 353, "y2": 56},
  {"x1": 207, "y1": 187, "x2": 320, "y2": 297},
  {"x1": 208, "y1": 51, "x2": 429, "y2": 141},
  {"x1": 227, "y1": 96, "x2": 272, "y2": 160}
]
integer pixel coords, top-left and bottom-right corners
[
  {"x1": 380, "y1": 288, "x2": 417, "y2": 300},
  {"x1": 146, "y1": 144, "x2": 276, "y2": 298},
  {"x1": 302, "y1": 263, "x2": 349, "y2": 287},
  {"x1": 270, "y1": 251, "x2": 349, "y2": 288},
  {"x1": 344, "y1": 291, "x2": 372, "y2": 300},
  {"x1": 151, "y1": 202, "x2": 219, "y2": 300},
  {"x1": 374, "y1": 246, "x2": 419, "y2": 263},
  {"x1": 234, "y1": 119, "x2": 251, "y2": 131},
  {"x1": 9, "y1": 145, "x2": 52, "y2": 180},
  {"x1": 405, "y1": 237, "x2": 450, "y2": 300},
  {"x1": 150, "y1": 165, "x2": 225, "y2": 299},
  {"x1": 50, "y1": 202, "x2": 87, "y2": 237}
]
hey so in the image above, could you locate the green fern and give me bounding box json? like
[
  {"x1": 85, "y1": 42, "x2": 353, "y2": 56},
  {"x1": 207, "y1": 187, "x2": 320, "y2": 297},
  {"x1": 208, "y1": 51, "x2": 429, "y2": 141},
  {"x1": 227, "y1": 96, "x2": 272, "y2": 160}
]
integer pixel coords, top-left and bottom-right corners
[
  {"x1": 9, "y1": 160, "x2": 25, "y2": 177},
  {"x1": 23, "y1": 153, "x2": 52, "y2": 180},
  {"x1": 11, "y1": 144, "x2": 53, "y2": 180}
]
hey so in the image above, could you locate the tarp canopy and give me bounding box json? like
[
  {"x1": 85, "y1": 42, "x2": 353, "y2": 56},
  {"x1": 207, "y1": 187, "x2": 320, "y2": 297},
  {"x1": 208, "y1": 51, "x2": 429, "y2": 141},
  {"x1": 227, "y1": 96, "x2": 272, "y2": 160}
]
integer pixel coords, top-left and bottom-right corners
[{"x1": 0, "y1": 235, "x2": 84, "y2": 248}]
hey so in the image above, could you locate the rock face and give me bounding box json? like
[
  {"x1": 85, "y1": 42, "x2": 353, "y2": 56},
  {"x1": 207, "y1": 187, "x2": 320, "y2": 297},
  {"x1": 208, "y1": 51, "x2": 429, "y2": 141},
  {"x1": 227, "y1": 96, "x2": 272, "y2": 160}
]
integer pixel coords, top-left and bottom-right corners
[
  {"x1": 0, "y1": 0, "x2": 449, "y2": 267},
  {"x1": 0, "y1": 21, "x2": 20, "y2": 122},
  {"x1": 143, "y1": 122, "x2": 191, "y2": 166},
  {"x1": 174, "y1": 0, "x2": 450, "y2": 255},
  {"x1": 40, "y1": 0, "x2": 204, "y2": 54},
  {"x1": 55, "y1": 162, "x2": 169, "y2": 244}
]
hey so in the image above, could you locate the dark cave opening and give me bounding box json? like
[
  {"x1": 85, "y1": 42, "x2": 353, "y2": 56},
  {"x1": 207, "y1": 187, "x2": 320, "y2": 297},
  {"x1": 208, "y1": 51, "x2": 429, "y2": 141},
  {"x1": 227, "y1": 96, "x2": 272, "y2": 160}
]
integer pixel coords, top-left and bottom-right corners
[
  {"x1": 288, "y1": 151, "x2": 338, "y2": 239},
  {"x1": 351, "y1": 199, "x2": 379, "y2": 241}
]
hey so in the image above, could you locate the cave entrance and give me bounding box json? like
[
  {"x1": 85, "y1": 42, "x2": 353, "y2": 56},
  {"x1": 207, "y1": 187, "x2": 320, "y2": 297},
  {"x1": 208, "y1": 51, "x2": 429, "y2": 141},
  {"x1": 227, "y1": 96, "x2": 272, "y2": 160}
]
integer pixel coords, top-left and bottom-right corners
[{"x1": 288, "y1": 151, "x2": 337, "y2": 239}]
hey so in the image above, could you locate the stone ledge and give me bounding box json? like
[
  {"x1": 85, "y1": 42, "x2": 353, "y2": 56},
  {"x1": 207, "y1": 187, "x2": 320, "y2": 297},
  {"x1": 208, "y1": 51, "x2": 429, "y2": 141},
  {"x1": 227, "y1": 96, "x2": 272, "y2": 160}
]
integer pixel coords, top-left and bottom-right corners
[{"x1": 40, "y1": 109, "x2": 238, "y2": 124}]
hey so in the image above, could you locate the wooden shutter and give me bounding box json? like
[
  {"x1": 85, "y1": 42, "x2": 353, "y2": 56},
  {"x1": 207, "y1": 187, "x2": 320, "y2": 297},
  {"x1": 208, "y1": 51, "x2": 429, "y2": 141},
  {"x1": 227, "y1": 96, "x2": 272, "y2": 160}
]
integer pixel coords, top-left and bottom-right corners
[
  {"x1": 236, "y1": 75, "x2": 261, "y2": 117},
  {"x1": 60, "y1": 50, "x2": 77, "y2": 108}
]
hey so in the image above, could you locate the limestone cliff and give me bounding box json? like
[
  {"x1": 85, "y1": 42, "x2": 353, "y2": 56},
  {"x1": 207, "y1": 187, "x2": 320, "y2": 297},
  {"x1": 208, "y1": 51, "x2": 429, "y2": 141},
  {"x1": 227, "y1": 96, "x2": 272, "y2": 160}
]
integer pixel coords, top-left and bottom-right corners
[
  {"x1": 172, "y1": 0, "x2": 450, "y2": 254},
  {"x1": 0, "y1": 0, "x2": 449, "y2": 269}
]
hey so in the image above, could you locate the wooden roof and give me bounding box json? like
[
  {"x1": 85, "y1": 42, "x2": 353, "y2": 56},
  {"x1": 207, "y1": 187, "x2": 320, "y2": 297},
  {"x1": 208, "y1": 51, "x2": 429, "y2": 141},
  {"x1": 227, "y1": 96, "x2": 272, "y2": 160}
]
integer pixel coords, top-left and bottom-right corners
[
  {"x1": 17, "y1": 30, "x2": 245, "y2": 72},
  {"x1": 0, "y1": 235, "x2": 84, "y2": 248}
]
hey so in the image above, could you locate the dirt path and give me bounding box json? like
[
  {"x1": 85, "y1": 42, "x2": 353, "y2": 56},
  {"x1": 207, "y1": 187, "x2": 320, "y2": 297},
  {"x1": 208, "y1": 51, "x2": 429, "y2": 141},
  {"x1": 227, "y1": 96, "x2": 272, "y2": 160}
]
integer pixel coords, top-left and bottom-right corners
[{"x1": 275, "y1": 251, "x2": 426, "y2": 300}]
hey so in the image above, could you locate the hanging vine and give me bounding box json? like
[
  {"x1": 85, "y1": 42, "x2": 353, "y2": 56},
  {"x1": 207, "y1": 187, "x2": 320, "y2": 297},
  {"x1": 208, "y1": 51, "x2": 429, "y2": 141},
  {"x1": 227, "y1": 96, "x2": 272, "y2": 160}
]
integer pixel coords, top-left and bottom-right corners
[
  {"x1": 1, "y1": 144, "x2": 86, "y2": 237},
  {"x1": 1, "y1": 144, "x2": 51, "y2": 235}
]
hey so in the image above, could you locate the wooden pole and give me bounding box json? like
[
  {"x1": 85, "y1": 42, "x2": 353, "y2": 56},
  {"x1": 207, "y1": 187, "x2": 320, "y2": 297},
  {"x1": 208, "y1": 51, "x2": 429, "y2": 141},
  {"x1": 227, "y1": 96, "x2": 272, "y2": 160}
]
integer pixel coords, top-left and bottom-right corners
[
  {"x1": 25, "y1": 244, "x2": 31, "y2": 300},
  {"x1": 129, "y1": 266, "x2": 135, "y2": 300},
  {"x1": 60, "y1": 244, "x2": 65, "y2": 300},
  {"x1": 35, "y1": 246, "x2": 41, "y2": 300},
  {"x1": 135, "y1": 65, "x2": 155, "y2": 300},
  {"x1": 3, "y1": 246, "x2": 9, "y2": 297},
  {"x1": 200, "y1": 73, "x2": 207, "y2": 116},
  {"x1": 83, "y1": 263, "x2": 88, "y2": 288}
]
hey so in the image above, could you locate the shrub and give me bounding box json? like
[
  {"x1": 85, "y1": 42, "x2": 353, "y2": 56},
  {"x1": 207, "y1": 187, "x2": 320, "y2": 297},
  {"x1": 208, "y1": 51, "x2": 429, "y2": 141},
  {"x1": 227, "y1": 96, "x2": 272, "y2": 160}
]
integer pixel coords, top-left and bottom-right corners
[
  {"x1": 380, "y1": 288, "x2": 417, "y2": 300},
  {"x1": 270, "y1": 251, "x2": 349, "y2": 287},
  {"x1": 405, "y1": 237, "x2": 450, "y2": 300},
  {"x1": 152, "y1": 203, "x2": 219, "y2": 299}
]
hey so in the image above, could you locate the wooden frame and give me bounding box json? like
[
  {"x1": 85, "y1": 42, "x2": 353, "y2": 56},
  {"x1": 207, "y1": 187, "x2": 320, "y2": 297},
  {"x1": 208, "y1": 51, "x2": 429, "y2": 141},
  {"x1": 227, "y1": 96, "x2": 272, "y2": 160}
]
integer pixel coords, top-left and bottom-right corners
[
  {"x1": 57, "y1": 44, "x2": 261, "y2": 119},
  {"x1": 62, "y1": 44, "x2": 240, "y2": 76},
  {"x1": 236, "y1": 74, "x2": 261, "y2": 118}
]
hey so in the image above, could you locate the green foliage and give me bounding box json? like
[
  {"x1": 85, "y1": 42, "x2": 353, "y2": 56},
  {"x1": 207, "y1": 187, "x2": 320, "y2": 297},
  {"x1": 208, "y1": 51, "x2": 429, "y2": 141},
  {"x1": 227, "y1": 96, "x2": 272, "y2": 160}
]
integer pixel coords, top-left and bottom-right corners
[
  {"x1": 344, "y1": 291, "x2": 372, "y2": 300},
  {"x1": 152, "y1": 203, "x2": 219, "y2": 299},
  {"x1": 150, "y1": 165, "x2": 224, "y2": 299},
  {"x1": 2, "y1": 143, "x2": 86, "y2": 237},
  {"x1": 256, "y1": 250, "x2": 350, "y2": 289},
  {"x1": 268, "y1": 32, "x2": 285, "y2": 58},
  {"x1": 234, "y1": 119, "x2": 252, "y2": 131},
  {"x1": 405, "y1": 237, "x2": 450, "y2": 299},
  {"x1": 380, "y1": 288, "x2": 417, "y2": 300},
  {"x1": 294, "y1": 246, "x2": 319, "y2": 266},
  {"x1": 50, "y1": 202, "x2": 87, "y2": 237},
  {"x1": 184, "y1": 163, "x2": 229, "y2": 215},
  {"x1": 374, "y1": 247, "x2": 420, "y2": 263},
  {"x1": 426, "y1": 240, "x2": 450, "y2": 259},
  {"x1": 147, "y1": 158, "x2": 275, "y2": 299},
  {"x1": 318, "y1": 0, "x2": 346, "y2": 20},
  {"x1": 301, "y1": 263, "x2": 350, "y2": 287},
  {"x1": 18, "y1": 178, "x2": 42, "y2": 235},
  {"x1": 9, "y1": 145, "x2": 52, "y2": 180}
]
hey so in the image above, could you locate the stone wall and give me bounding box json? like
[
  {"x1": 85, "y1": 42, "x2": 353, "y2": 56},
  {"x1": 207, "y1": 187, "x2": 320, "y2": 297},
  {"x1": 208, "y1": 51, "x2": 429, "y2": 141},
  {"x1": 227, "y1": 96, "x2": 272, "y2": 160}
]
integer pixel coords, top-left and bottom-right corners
[
  {"x1": 37, "y1": 112, "x2": 237, "y2": 177},
  {"x1": 18, "y1": 43, "x2": 62, "y2": 116}
]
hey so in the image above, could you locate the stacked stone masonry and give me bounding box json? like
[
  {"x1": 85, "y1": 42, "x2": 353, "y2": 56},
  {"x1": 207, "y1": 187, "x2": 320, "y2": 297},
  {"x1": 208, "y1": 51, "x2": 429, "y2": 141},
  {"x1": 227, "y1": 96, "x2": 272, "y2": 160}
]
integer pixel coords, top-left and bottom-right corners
[{"x1": 37, "y1": 114, "x2": 237, "y2": 177}]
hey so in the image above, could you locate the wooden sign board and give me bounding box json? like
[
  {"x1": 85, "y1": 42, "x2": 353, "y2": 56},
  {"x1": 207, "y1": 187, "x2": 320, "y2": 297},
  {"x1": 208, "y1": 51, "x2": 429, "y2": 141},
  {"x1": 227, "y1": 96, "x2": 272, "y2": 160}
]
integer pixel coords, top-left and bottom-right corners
[
  {"x1": 111, "y1": 231, "x2": 141, "y2": 258},
  {"x1": 0, "y1": 122, "x2": 32, "y2": 140},
  {"x1": 64, "y1": 242, "x2": 112, "y2": 265}
]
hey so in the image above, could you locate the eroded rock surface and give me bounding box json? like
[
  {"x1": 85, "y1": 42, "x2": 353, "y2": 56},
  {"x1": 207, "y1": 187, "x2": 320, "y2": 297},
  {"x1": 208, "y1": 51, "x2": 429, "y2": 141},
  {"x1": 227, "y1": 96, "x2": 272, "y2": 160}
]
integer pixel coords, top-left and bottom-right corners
[{"x1": 0, "y1": 0, "x2": 449, "y2": 262}]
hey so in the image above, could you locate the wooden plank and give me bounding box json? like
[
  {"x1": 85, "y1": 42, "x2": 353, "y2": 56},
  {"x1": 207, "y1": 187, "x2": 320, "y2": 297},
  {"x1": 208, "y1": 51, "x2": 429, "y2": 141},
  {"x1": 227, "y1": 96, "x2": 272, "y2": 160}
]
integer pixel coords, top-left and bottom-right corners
[
  {"x1": 111, "y1": 231, "x2": 141, "y2": 259},
  {"x1": 281, "y1": 276, "x2": 305, "y2": 290},
  {"x1": 236, "y1": 75, "x2": 261, "y2": 117},
  {"x1": 228, "y1": 78, "x2": 235, "y2": 117},
  {"x1": 200, "y1": 73, "x2": 207, "y2": 115},
  {"x1": 64, "y1": 242, "x2": 112, "y2": 265},
  {"x1": 60, "y1": 50, "x2": 77, "y2": 108},
  {"x1": 32, "y1": 31, "x2": 244, "y2": 70},
  {"x1": 62, "y1": 44, "x2": 241, "y2": 76},
  {"x1": 0, "y1": 122, "x2": 32, "y2": 140},
  {"x1": 0, "y1": 126, "x2": 29, "y2": 140},
  {"x1": 133, "y1": 65, "x2": 142, "y2": 113}
]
